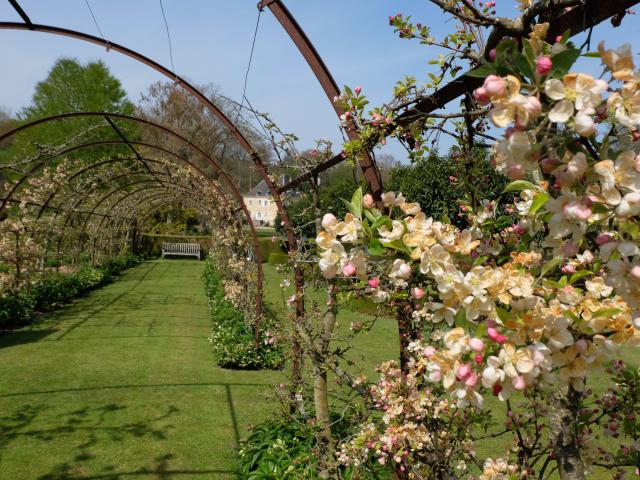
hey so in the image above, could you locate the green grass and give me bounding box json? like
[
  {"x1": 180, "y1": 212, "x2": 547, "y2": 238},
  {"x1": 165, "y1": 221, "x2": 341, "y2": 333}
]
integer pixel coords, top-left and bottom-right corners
[
  {"x1": 262, "y1": 265, "x2": 640, "y2": 479},
  {"x1": 0, "y1": 260, "x2": 284, "y2": 480},
  {"x1": 2, "y1": 261, "x2": 638, "y2": 479}
]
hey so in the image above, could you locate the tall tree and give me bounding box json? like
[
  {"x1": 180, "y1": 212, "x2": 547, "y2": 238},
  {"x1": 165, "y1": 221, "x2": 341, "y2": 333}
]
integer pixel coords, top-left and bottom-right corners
[{"x1": 1, "y1": 58, "x2": 136, "y2": 170}]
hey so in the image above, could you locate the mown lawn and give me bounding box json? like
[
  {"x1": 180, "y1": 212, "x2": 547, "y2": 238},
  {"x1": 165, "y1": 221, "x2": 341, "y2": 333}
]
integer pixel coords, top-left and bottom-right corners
[
  {"x1": 1, "y1": 260, "x2": 637, "y2": 479},
  {"x1": 0, "y1": 260, "x2": 283, "y2": 480},
  {"x1": 263, "y1": 264, "x2": 640, "y2": 479}
]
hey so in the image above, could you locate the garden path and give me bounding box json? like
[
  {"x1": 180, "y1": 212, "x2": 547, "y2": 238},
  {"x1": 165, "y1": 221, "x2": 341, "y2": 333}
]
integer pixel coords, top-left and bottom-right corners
[{"x1": 0, "y1": 259, "x2": 283, "y2": 480}]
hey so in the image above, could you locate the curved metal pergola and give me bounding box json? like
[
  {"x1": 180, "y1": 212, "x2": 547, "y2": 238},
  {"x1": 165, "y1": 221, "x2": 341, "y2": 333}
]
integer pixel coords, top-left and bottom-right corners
[{"x1": 0, "y1": 112, "x2": 268, "y2": 323}]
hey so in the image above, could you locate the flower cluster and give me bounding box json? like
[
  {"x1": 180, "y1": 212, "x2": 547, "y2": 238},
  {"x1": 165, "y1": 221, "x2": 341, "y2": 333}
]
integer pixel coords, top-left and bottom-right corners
[{"x1": 317, "y1": 39, "x2": 640, "y2": 413}]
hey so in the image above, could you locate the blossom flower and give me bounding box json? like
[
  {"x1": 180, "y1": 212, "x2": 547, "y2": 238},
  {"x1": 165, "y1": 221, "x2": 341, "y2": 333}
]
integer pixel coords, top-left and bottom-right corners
[
  {"x1": 607, "y1": 78, "x2": 640, "y2": 128},
  {"x1": 598, "y1": 41, "x2": 636, "y2": 81},
  {"x1": 333, "y1": 213, "x2": 361, "y2": 242},
  {"x1": 544, "y1": 73, "x2": 607, "y2": 125}
]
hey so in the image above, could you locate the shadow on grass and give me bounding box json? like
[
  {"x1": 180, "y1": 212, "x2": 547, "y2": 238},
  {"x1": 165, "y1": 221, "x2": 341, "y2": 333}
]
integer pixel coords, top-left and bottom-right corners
[
  {"x1": 0, "y1": 329, "x2": 57, "y2": 349},
  {"x1": 55, "y1": 262, "x2": 159, "y2": 341}
]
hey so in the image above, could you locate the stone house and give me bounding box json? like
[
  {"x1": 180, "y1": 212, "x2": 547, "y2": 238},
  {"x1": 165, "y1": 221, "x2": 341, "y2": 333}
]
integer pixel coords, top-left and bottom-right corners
[{"x1": 243, "y1": 180, "x2": 278, "y2": 226}]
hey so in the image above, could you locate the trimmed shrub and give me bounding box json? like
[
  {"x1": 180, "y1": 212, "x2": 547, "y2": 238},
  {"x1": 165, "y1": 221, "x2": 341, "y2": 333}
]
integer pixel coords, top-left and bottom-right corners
[
  {"x1": 257, "y1": 237, "x2": 284, "y2": 263},
  {"x1": 203, "y1": 259, "x2": 284, "y2": 370},
  {"x1": 268, "y1": 252, "x2": 289, "y2": 266},
  {"x1": 0, "y1": 252, "x2": 141, "y2": 331}
]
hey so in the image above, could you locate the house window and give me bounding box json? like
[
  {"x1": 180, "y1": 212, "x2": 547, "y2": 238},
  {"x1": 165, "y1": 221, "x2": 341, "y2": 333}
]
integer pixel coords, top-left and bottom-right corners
[
  {"x1": 257, "y1": 212, "x2": 263, "y2": 219},
  {"x1": 248, "y1": 199, "x2": 252, "y2": 205}
]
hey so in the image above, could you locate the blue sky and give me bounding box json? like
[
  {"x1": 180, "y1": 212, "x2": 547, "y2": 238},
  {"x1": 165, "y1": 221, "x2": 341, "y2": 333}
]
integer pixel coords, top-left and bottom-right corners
[{"x1": 0, "y1": 1, "x2": 637, "y2": 162}]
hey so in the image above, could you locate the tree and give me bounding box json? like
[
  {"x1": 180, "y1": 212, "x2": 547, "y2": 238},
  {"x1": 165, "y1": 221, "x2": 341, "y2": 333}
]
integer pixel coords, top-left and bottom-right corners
[
  {"x1": 1, "y1": 58, "x2": 136, "y2": 168},
  {"x1": 137, "y1": 82, "x2": 272, "y2": 194}
]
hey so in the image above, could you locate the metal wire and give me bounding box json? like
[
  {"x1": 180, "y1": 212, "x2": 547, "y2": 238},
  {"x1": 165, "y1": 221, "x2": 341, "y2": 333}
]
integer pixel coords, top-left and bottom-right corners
[
  {"x1": 235, "y1": 9, "x2": 262, "y2": 123},
  {"x1": 82, "y1": 0, "x2": 105, "y2": 41},
  {"x1": 159, "y1": 0, "x2": 175, "y2": 73}
]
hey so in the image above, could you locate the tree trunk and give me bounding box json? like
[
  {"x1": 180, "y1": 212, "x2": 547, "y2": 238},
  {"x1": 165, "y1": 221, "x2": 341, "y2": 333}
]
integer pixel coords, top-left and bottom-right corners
[
  {"x1": 549, "y1": 384, "x2": 586, "y2": 480},
  {"x1": 311, "y1": 176, "x2": 337, "y2": 477}
]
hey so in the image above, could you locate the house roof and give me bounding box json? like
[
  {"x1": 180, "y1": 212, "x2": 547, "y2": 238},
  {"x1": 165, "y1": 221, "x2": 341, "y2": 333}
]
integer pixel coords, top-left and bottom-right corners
[{"x1": 245, "y1": 179, "x2": 271, "y2": 197}]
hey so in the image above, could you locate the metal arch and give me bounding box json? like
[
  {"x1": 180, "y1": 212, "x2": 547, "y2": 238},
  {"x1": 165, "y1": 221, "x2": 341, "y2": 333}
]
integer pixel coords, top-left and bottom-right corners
[
  {"x1": 0, "y1": 114, "x2": 267, "y2": 320},
  {"x1": 0, "y1": 21, "x2": 302, "y2": 345},
  {"x1": 0, "y1": 112, "x2": 266, "y2": 271},
  {"x1": 36, "y1": 156, "x2": 168, "y2": 218},
  {"x1": 257, "y1": 0, "x2": 383, "y2": 201},
  {"x1": 38, "y1": 160, "x2": 189, "y2": 218},
  {"x1": 0, "y1": 22, "x2": 255, "y2": 154}
]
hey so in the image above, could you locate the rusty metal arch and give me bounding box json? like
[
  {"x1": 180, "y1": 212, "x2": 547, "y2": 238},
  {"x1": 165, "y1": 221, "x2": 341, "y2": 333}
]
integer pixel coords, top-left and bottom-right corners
[
  {"x1": 0, "y1": 16, "x2": 304, "y2": 350},
  {"x1": 0, "y1": 112, "x2": 268, "y2": 320},
  {"x1": 257, "y1": 0, "x2": 383, "y2": 199}
]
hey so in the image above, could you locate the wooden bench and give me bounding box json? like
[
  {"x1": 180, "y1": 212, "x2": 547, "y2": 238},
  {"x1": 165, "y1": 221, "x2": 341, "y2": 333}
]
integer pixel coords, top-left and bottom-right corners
[{"x1": 161, "y1": 242, "x2": 201, "y2": 260}]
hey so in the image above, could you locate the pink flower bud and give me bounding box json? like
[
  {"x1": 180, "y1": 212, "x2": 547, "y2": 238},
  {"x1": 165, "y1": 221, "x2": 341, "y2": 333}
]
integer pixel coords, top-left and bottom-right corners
[
  {"x1": 492, "y1": 384, "x2": 503, "y2": 396},
  {"x1": 524, "y1": 96, "x2": 542, "y2": 117},
  {"x1": 488, "y1": 48, "x2": 497, "y2": 62},
  {"x1": 495, "y1": 334, "x2": 507, "y2": 344},
  {"x1": 512, "y1": 223, "x2": 527, "y2": 235},
  {"x1": 555, "y1": 35, "x2": 563, "y2": 43},
  {"x1": 630, "y1": 265, "x2": 640, "y2": 280},
  {"x1": 321, "y1": 213, "x2": 337, "y2": 229},
  {"x1": 355, "y1": 86, "x2": 362, "y2": 95},
  {"x1": 429, "y1": 370, "x2": 442, "y2": 382},
  {"x1": 473, "y1": 86, "x2": 490, "y2": 105},
  {"x1": 411, "y1": 287, "x2": 425, "y2": 299},
  {"x1": 469, "y1": 338, "x2": 485, "y2": 352},
  {"x1": 561, "y1": 264, "x2": 576, "y2": 274},
  {"x1": 465, "y1": 372, "x2": 479, "y2": 388},
  {"x1": 507, "y1": 164, "x2": 526, "y2": 180},
  {"x1": 456, "y1": 364, "x2": 472, "y2": 380},
  {"x1": 540, "y1": 157, "x2": 558, "y2": 173},
  {"x1": 563, "y1": 200, "x2": 592, "y2": 221},
  {"x1": 363, "y1": 193, "x2": 374, "y2": 209},
  {"x1": 536, "y1": 56, "x2": 553, "y2": 75},
  {"x1": 475, "y1": 354, "x2": 484, "y2": 364},
  {"x1": 483, "y1": 75, "x2": 505, "y2": 96},
  {"x1": 343, "y1": 262, "x2": 357, "y2": 277},
  {"x1": 368, "y1": 277, "x2": 380, "y2": 288},
  {"x1": 575, "y1": 338, "x2": 588, "y2": 352},
  {"x1": 596, "y1": 233, "x2": 614, "y2": 245},
  {"x1": 487, "y1": 327, "x2": 499, "y2": 341},
  {"x1": 512, "y1": 375, "x2": 526, "y2": 391}
]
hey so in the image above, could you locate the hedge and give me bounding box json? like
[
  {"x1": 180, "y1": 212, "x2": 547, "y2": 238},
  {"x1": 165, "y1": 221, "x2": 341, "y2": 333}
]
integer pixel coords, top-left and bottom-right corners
[
  {"x1": 203, "y1": 259, "x2": 284, "y2": 370},
  {"x1": 0, "y1": 253, "x2": 141, "y2": 331}
]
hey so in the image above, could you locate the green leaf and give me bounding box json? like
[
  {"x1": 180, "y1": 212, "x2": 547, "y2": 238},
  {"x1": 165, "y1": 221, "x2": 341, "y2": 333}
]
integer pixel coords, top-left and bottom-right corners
[
  {"x1": 384, "y1": 239, "x2": 410, "y2": 255},
  {"x1": 467, "y1": 63, "x2": 498, "y2": 78},
  {"x1": 591, "y1": 202, "x2": 609, "y2": 214},
  {"x1": 570, "y1": 269, "x2": 593, "y2": 284},
  {"x1": 503, "y1": 180, "x2": 541, "y2": 193},
  {"x1": 455, "y1": 308, "x2": 468, "y2": 329},
  {"x1": 496, "y1": 307, "x2": 511, "y2": 323},
  {"x1": 551, "y1": 48, "x2": 581, "y2": 78},
  {"x1": 371, "y1": 215, "x2": 391, "y2": 232},
  {"x1": 529, "y1": 192, "x2": 551, "y2": 214},
  {"x1": 541, "y1": 257, "x2": 563, "y2": 277},
  {"x1": 364, "y1": 209, "x2": 377, "y2": 225},
  {"x1": 473, "y1": 255, "x2": 488, "y2": 266},
  {"x1": 513, "y1": 52, "x2": 534, "y2": 80},
  {"x1": 367, "y1": 238, "x2": 385, "y2": 256},
  {"x1": 350, "y1": 187, "x2": 363, "y2": 219},
  {"x1": 593, "y1": 308, "x2": 622, "y2": 318}
]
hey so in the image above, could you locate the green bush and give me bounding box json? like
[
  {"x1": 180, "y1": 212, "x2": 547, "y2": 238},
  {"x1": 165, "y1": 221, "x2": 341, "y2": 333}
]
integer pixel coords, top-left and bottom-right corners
[
  {"x1": 239, "y1": 414, "x2": 385, "y2": 479},
  {"x1": 0, "y1": 252, "x2": 141, "y2": 331},
  {"x1": 257, "y1": 237, "x2": 284, "y2": 263},
  {"x1": 203, "y1": 259, "x2": 284, "y2": 370},
  {"x1": 268, "y1": 253, "x2": 289, "y2": 266}
]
